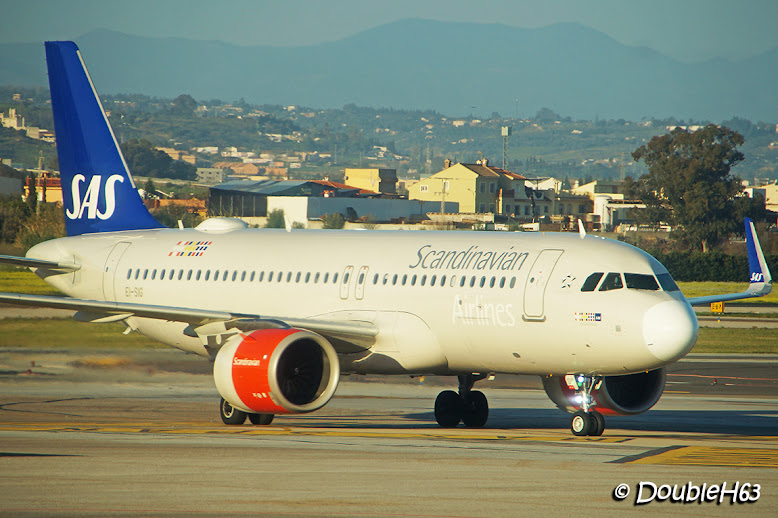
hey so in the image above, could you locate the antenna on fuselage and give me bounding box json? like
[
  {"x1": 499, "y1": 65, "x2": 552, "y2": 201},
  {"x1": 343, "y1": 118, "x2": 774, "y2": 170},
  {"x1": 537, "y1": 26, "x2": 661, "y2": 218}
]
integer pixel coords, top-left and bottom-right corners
[{"x1": 578, "y1": 219, "x2": 586, "y2": 239}]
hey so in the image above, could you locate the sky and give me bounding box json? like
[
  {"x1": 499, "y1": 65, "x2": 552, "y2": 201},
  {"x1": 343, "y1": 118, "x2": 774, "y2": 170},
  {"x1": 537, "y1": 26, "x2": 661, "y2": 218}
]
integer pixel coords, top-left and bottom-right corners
[{"x1": 4, "y1": 0, "x2": 778, "y2": 62}]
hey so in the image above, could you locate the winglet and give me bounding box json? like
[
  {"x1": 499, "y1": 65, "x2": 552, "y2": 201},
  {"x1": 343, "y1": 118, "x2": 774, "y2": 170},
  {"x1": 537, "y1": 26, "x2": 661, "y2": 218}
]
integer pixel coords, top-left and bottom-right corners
[
  {"x1": 686, "y1": 218, "x2": 772, "y2": 305},
  {"x1": 744, "y1": 217, "x2": 772, "y2": 295}
]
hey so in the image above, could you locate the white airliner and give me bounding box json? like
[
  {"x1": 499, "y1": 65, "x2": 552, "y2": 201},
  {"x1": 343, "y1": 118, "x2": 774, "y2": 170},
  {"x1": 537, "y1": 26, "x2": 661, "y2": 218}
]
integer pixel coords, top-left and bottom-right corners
[{"x1": 0, "y1": 42, "x2": 772, "y2": 436}]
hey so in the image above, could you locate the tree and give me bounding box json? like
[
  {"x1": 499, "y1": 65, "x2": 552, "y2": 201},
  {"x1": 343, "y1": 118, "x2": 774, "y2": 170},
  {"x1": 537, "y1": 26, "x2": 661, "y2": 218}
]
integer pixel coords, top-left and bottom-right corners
[
  {"x1": 630, "y1": 125, "x2": 750, "y2": 252},
  {"x1": 321, "y1": 212, "x2": 345, "y2": 229},
  {"x1": 265, "y1": 209, "x2": 285, "y2": 228},
  {"x1": 170, "y1": 94, "x2": 198, "y2": 117}
]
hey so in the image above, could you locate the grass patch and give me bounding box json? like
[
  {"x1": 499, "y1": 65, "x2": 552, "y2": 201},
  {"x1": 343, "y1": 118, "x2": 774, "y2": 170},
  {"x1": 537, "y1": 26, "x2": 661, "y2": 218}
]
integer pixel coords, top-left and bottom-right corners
[
  {"x1": 0, "y1": 318, "x2": 164, "y2": 349},
  {"x1": 692, "y1": 328, "x2": 778, "y2": 354},
  {"x1": 0, "y1": 270, "x2": 62, "y2": 296}
]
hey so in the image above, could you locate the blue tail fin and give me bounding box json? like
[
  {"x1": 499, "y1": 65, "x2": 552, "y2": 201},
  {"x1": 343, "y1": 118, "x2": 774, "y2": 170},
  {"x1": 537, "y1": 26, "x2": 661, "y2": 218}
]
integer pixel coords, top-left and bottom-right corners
[
  {"x1": 45, "y1": 41, "x2": 163, "y2": 236},
  {"x1": 745, "y1": 217, "x2": 771, "y2": 287}
]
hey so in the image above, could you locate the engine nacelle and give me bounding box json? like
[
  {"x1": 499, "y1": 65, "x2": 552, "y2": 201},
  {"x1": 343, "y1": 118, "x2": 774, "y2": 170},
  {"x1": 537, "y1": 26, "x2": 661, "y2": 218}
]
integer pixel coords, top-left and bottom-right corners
[
  {"x1": 214, "y1": 328, "x2": 340, "y2": 414},
  {"x1": 542, "y1": 368, "x2": 666, "y2": 416}
]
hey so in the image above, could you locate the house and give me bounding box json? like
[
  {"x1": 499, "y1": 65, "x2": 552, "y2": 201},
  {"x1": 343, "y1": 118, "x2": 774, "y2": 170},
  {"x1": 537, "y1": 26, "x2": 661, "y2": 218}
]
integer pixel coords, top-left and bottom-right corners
[
  {"x1": 408, "y1": 158, "x2": 551, "y2": 218},
  {"x1": 344, "y1": 168, "x2": 398, "y2": 194}
]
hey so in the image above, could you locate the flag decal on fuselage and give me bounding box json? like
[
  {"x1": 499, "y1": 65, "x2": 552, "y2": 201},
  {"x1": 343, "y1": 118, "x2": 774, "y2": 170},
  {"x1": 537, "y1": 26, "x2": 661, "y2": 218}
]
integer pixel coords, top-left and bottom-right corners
[{"x1": 168, "y1": 241, "x2": 212, "y2": 257}]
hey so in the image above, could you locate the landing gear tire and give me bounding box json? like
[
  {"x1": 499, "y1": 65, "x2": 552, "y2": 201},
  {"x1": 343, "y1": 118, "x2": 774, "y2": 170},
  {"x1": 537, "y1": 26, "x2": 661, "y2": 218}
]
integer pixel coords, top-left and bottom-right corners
[
  {"x1": 589, "y1": 410, "x2": 605, "y2": 436},
  {"x1": 434, "y1": 390, "x2": 463, "y2": 427},
  {"x1": 461, "y1": 390, "x2": 489, "y2": 428},
  {"x1": 220, "y1": 397, "x2": 247, "y2": 425},
  {"x1": 248, "y1": 413, "x2": 274, "y2": 426},
  {"x1": 571, "y1": 410, "x2": 592, "y2": 436}
]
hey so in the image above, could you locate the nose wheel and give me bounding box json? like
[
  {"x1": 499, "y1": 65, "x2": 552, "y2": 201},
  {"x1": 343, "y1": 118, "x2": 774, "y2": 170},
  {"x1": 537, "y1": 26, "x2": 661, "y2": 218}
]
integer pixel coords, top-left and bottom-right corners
[
  {"x1": 569, "y1": 375, "x2": 605, "y2": 436},
  {"x1": 434, "y1": 374, "x2": 489, "y2": 428}
]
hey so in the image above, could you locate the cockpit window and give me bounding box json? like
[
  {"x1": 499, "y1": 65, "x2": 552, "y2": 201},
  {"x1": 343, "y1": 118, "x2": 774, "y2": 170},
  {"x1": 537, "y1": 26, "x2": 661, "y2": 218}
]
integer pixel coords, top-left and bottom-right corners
[
  {"x1": 656, "y1": 272, "x2": 680, "y2": 292},
  {"x1": 599, "y1": 272, "x2": 623, "y2": 291},
  {"x1": 624, "y1": 273, "x2": 660, "y2": 291},
  {"x1": 581, "y1": 272, "x2": 604, "y2": 292}
]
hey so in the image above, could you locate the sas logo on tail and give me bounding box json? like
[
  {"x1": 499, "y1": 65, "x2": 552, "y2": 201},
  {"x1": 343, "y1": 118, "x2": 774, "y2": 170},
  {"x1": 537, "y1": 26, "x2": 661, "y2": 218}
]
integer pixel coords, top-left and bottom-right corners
[
  {"x1": 65, "y1": 174, "x2": 124, "y2": 220},
  {"x1": 751, "y1": 272, "x2": 764, "y2": 283}
]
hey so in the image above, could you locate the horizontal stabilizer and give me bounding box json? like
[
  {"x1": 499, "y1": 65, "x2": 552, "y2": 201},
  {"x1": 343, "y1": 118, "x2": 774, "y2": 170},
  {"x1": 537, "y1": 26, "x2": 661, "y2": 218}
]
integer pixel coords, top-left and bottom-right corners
[{"x1": 0, "y1": 255, "x2": 80, "y2": 272}]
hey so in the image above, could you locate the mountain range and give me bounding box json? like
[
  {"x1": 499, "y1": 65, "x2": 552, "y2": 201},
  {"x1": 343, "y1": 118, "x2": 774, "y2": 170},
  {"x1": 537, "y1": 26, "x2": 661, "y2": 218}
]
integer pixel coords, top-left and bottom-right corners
[{"x1": 2, "y1": 19, "x2": 777, "y2": 122}]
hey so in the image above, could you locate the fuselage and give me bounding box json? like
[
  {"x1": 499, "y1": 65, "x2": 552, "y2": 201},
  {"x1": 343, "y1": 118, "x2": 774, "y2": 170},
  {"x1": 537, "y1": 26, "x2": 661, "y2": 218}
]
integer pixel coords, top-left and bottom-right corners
[{"x1": 29, "y1": 224, "x2": 698, "y2": 377}]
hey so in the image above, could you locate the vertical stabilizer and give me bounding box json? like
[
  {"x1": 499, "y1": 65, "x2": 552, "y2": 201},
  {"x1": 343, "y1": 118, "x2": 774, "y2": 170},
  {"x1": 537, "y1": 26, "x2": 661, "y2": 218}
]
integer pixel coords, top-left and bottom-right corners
[{"x1": 45, "y1": 41, "x2": 163, "y2": 236}]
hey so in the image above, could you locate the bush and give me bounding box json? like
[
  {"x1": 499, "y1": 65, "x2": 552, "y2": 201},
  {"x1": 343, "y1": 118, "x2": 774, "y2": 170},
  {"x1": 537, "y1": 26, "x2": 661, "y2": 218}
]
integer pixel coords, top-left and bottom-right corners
[{"x1": 321, "y1": 213, "x2": 345, "y2": 229}]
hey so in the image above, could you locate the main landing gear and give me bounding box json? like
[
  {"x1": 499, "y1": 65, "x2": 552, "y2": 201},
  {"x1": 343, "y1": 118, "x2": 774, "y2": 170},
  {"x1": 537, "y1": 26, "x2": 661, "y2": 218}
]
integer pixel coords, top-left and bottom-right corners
[
  {"x1": 434, "y1": 374, "x2": 489, "y2": 428},
  {"x1": 569, "y1": 375, "x2": 605, "y2": 437},
  {"x1": 219, "y1": 398, "x2": 274, "y2": 426}
]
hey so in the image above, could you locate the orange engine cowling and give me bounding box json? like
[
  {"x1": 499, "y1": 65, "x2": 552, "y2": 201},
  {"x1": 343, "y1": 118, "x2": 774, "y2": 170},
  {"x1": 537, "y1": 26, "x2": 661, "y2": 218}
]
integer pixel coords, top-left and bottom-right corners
[
  {"x1": 542, "y1": 368, "x2": 666, "y2": 416},
  {"x1": 213, "y1": 328, "x2": 340, "y2": 414}
]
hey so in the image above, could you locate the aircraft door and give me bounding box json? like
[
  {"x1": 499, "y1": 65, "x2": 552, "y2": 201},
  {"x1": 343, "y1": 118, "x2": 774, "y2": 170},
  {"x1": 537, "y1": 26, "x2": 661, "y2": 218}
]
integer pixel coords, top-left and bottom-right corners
[
  {"x1": 340, "y1": 265, "x2": 354, "y2": 300},
  {"x1": 355, "y1": 266, "x2": 369, "y2": 300},
  {"x1": 523, "y1": 249, "x2": 563, "y2": 321},
  {"x1": 102, "y1": 242, "x2": 132, "y2": 301}
]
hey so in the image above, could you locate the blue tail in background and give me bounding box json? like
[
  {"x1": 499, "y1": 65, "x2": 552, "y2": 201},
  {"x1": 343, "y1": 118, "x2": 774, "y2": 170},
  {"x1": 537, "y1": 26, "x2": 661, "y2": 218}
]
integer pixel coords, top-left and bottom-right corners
[{"x1": 45, "y1": 41, "x2": 163, "y2": 236}]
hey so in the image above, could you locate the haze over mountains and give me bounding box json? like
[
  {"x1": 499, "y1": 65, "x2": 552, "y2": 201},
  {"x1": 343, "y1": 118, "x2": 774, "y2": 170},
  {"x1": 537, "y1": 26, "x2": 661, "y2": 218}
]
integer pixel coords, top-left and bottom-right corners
[{"x1": 2, "y1": 19, "x2": 777, "y2": 122}]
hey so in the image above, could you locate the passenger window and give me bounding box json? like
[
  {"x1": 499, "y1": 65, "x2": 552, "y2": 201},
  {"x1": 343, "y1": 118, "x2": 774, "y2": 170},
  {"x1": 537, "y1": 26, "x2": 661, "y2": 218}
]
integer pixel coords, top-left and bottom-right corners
[
  {"x1": 127, "y1": 269, "x2": 132, "y2": 280},
  {"x1": 393, "y1": 274, "x2": 398, "y2": 286},
  {"x1": 656, "y1": 273, "x2": 680, "y2": 292},
  {"x1": 151, "y1": 269, "x2": 157, "y2": 280},
  {"x1": 232, "y1": 271, "x2": 238, "y2": 282},
  {"x1": 430, "y1": 275, "x2": 436, "y2": 286},
  {"x1": 222, "y1": 270, "x2": 229, "y2": 281},
  {"x1": 306, "y1": 272, "x2": 311, "y2": 283},
  {"x1": 509, "y1": 277, "x2": 516, "y2": 288},
  {"x1": 296, "y1": 272, "x2": 301, "y2": 283},
  {"x1": 313, "y1": 272, "x2": 319, "y2": 283},
  {"x1": 383, "y1": 274, "x2": 388, "y2": 285},
  {"x1": 333, "y1": 273, "x2": 338, "y2": 284},
  {"x1": 460, "y1": 276, "x2": 466, "y2": 287},
  {"x1": 599, "y1": 272, "x2": 623, "y2": 291},
  {"x1": 343, "y1": 272, "x2": 350, "y2": 284},
  {"x1": 250, "y1": 271, "x2": 255, "y2": 282},
  {"x1": 168, "y1": 270, "x2": 174, "y2": 280},
  {"x1": 268, "y1": 272, "x2": 274, "y2": 282},
  {"x1": 358, "y1": 272, "x2": 364, "y2": 284},
  {"x1": 625, "y1": 273, "x2": 660, "y2": 290},
  {"x1": 581, "y1": 272, "x2": 604, "y2": 292},
  {"x1": 480, "y1": 276, "x2": 486, "y2": 288},
  {"x1": 161, "y1": 269, "x2": 166, "y2": 279},
  {"x1": 196, "y1": 270, "x2": 201, "y2": 281},
  {"x1": 372, "y1": 274, "x2": 378, "y2": 285},
  {"x1": 241, "y1": 271, "x2": 246, "y2": 282},
  {"x1": 323, "y1": 273, "x2": 329, "y2": 283},
  {"x1": 489, "y1": 277, "x2": 496, "y2": 288},
  {"x1": 286, "y1": 272, "x2": 292, "y2": 282},
  {"x1": 143, "y1": 269, "x2": 148, "y2": 280},
  {"x1": 214, "y1": 270, "x2": 220, "y2": 280},
  {"x1": 421, "y1": 275, "x2": 427, "y2": 286},
  {"x1": 135, "y1": 269, "x2": 140, "y2": 280},
  {"x1": 205, "y1": 270, "x2": 210, "y2": 281},
  {"x1": 411, "y1": 274, "x2": 417, "y2": 286},
  {"x1": 178, "y1": 269, "x2": 183, "y2": 280},
  {"x1": 470, "y1": 276, "x2": 476, "y2": 287},
  {"x1": 440, "y1": 275, "x2": 446, "y2": 286},
  {"x1": 259, "y1": 271, "x2": 265, "y2": 282},
  {"x1": 187, "y1": 269, "x2": 193, "y2": 281},
  {"x1": 499, "y1": 277, "x2": 505, "y2": 288},
  {"x1": 401, "y1": 274, "x2": 407, "y2": 285}
]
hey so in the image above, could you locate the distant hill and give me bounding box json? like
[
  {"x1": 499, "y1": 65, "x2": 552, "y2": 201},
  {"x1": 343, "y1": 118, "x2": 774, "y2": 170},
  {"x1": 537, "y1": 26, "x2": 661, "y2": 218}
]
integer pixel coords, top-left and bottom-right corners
[{"x1": 2, "y1": 19, "x2": 777, "y2": 121}]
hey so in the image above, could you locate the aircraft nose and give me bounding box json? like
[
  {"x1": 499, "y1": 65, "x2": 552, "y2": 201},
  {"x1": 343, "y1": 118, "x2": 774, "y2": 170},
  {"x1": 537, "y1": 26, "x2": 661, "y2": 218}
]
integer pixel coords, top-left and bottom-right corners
[{"x1": 643, "y1": 299, "x2": 699, "y2": 363}]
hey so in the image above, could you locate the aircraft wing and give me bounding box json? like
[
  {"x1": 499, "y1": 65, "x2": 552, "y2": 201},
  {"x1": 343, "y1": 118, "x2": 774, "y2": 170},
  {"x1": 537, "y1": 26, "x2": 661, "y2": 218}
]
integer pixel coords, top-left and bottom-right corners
[
  {"x1": 686, "y1": 218, "x2": 772, "y2": 306},
  {"x1": 0, "y1": 291, "x2": 378, "y2": 352}
]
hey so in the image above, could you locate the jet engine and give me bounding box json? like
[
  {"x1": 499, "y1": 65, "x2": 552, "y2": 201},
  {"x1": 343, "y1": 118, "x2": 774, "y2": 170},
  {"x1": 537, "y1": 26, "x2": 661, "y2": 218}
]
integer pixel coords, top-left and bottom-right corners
[
  {"x1": 214, "y1": 328, "x2": 340, "y2": 414},
  {"x1": 542, "y1": 368, "x2": 666, "y2": 415}
]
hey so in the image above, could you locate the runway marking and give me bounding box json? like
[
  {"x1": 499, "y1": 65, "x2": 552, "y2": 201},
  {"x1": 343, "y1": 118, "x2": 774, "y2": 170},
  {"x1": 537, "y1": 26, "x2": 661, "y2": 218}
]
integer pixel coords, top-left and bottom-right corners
[
  {"x1": 629, "y1": 446, "x2": 778, "y2": 468},
  {"x1": 0, "y1": 422, "x2": 628, "y2": 443}
]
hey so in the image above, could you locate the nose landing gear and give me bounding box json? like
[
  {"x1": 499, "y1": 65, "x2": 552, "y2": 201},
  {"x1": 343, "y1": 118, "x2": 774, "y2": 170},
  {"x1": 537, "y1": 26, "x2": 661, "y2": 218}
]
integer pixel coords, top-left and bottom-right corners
[
  {"x1": 434, "y1": 374, "x2": 490, "y2": 428},
  {"x1": 569, "y1": 375, "x2": 605, "y2": 436}
]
